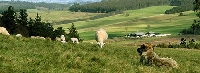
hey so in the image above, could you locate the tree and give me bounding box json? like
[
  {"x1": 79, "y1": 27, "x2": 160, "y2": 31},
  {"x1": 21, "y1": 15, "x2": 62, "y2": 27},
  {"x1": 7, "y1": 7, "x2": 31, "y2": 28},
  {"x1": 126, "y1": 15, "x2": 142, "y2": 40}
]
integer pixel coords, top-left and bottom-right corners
[
  {"x1": 180, "y1": 0, "x2": 200, "y2": 35},
  {"x1": 67, "y1": 23, "x2": 83, "y2": 42},
  {"x1": 15, "y1": 9, "x2": 29, "y2": 36},
  {"x1": 0, "y1": 6, "x2": 17, "y2": 34},
  {"x1": 28, "y1": 13, "x2": 54, "y2": 38},
  {"x1": 52, "y1": 27, "x2": 66, "y2": 40}
]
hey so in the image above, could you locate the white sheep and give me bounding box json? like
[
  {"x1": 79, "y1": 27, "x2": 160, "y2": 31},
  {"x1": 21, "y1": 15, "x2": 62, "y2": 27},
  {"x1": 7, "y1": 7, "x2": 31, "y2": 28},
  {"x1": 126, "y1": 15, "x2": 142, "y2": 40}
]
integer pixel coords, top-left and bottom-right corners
[
  {"x1": 56, "y1": 37, "x2": 61, "y2": 41},
  {"x1": 60, "y1": 35, "x2": 65, "y2": 41},
  {"x1": 71, "y1": 38, "x2": 79, "y2": 44},
  {"x1": 16, "y1": 34, "x2": 22, "y2": 37},
  {"x1": 40, "y1": 37, "x2": 45, "y2": 40},
  {"x1": 0, "y1": 27, "x2": 10, "y2": 35},
  {"x1": 31, "y1": 36, "x2": 36, "y2": 38},
  {"x1": 60, "y1": 35, "x2": 66, "y2": 43},
  {"x1": 95, "y1": 28, "x2": 108, "y2": 48}
]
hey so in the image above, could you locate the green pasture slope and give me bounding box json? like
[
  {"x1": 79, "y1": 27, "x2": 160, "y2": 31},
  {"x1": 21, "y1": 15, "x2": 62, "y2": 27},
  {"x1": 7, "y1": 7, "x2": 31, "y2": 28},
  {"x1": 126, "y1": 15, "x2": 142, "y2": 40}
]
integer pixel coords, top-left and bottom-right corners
[
  {"x1": 0, "y1": 34, "x2": 200, "y2": 72},
  {"x1": 53, "y1": 6, "x2": 198, "y2": 41},
  {"x1": 27, "y1": 9, "x2": 103, "y2": 23}
]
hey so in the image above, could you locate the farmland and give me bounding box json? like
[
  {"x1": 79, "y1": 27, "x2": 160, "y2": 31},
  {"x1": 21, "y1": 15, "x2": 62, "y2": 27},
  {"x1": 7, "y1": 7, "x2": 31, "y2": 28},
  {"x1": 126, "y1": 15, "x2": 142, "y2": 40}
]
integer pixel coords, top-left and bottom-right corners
[
  {"x1": 47, "y1": 6, "x2": 198, "y2": 40},
  {"x1": 1, "y1": 5, "x2": 200, "y2": 73}
]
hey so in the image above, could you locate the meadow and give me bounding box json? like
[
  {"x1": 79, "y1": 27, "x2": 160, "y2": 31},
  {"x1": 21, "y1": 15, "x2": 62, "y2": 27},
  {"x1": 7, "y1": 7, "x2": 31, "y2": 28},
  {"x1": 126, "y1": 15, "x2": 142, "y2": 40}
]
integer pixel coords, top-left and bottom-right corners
[
  {"x1": 0, "y1": 35, "x2": 200, "y2": 73},
  {"x1": 27, "y1": 9, "x2": 103, "y2": 24},
  {"x1": 1, "y1": 5, "x2": 200, "y2": 73},
  {"x1": 50, "y1": 6, "x2": 198, "y2": 41}
]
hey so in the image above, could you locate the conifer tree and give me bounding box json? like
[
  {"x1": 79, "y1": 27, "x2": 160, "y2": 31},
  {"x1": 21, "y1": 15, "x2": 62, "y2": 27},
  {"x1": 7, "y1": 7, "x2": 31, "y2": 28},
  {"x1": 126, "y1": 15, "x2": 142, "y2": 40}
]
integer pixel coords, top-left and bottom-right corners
[
  {"x1": 15, "y1": 9, "x2": 29, "y2": 36},
  {"x1": 68, "y1": 23, "x2": 83, "y2": 42},
  {"x1": 0, "y1": 6, "x2": 16, "y2": 34}
]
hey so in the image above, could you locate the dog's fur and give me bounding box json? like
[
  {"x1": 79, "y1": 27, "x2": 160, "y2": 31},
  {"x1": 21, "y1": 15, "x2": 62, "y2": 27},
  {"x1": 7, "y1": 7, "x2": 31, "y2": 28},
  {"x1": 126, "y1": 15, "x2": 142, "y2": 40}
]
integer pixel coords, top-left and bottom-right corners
[
  {"x1": 137, "y1": 43, "x2": 179, "y2": 69},
  {"x1": 137, "y1": 43, "x2": 154, "y2": 56}
]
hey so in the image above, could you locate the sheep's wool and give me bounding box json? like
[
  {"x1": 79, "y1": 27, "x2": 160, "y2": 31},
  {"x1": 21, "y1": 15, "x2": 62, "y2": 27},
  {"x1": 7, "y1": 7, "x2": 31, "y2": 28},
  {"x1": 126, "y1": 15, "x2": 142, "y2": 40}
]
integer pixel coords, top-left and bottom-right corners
[
  {"x1": 0, "y1": 27, "x2": 10, "y2": 35},
  {"x1": 95, "y1": 28, "x2": 108, "y2": 48}
]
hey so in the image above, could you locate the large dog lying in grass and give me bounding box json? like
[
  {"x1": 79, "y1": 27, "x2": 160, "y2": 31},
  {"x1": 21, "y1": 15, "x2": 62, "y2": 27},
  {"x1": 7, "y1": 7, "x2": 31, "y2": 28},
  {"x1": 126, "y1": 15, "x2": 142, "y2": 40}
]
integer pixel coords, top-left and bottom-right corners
[{"x1": 137, "y1": 43, "x2": 179, "y2": 69}]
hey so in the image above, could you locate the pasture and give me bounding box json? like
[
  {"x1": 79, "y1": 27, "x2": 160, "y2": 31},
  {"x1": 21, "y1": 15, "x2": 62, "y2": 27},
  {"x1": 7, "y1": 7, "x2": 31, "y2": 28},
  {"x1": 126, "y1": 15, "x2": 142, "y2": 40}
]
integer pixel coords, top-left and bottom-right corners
[
  {"x1": 27, "y1": 9, "x2": 103, "y2": 23},
  {"x1": 0, "y1": 34, "x2": 200, "y2": 73},
  {"x1": 0, "y1": 6, "x2": 197, "y2": 72},
  {"x1": 51, "y1": 6, "x2": 198, "y2": 41}
]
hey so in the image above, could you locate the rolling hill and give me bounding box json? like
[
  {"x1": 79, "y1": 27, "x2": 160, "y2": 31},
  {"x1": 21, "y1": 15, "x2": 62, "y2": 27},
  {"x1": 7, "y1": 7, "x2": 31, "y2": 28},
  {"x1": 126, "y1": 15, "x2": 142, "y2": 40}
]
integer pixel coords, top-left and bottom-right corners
[
  {"x1": 51, "y1": 6, "x2": 198, "y2": 40},
  {"x1": 1, "y1": 5, "x2": 200, "y2": 73},
  {"x1": 0, "y1": 32, "x2": 200, "y2": 72}
]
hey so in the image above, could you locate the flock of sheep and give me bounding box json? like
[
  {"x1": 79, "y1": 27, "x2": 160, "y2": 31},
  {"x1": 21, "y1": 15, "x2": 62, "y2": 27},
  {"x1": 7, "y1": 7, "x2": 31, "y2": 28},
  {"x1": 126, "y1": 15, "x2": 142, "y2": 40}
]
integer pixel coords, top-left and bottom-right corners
[
  {"x1": 0, "y1": 27, "x2": 108, "y2": 48},
  {"x1": 0, "y1": 26, "x2": 180, "y2": 68}
]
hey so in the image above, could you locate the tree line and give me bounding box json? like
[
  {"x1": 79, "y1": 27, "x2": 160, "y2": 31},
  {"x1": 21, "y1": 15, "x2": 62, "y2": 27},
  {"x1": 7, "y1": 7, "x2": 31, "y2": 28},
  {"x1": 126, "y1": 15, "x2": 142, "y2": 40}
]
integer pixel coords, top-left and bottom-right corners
[
  {"x1": 69, "y1": 0, "x2": 169, "y2": 13},
  {"x1": 0, "y1": 1, "x2": 70, "y2": 13},
  {"x1": 165, "y1": 0, "x2": 194, "y2": 14},
  {"x1": 0, "y1": 6, "x2": 82, "y2": 42},
  {"x1": 179, "y1": 0, "x2": 200, "y2": 35}
]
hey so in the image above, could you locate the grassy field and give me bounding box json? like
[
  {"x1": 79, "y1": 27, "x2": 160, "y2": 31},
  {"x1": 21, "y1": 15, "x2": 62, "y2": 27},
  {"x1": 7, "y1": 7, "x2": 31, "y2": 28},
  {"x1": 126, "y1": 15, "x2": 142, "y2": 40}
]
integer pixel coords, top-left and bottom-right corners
[
  {"x1": 0, "y1": 34, "x2": 200, "y2": 73},
  {"x1": 27, "y1": 9, "x2": 103, "y2": 23},
  {"x1": 1, "y1": 5, "x2": 200, "y2": 73},
  {"x1": 50, "y1": 6, "x2": 198, "y2": 41}
]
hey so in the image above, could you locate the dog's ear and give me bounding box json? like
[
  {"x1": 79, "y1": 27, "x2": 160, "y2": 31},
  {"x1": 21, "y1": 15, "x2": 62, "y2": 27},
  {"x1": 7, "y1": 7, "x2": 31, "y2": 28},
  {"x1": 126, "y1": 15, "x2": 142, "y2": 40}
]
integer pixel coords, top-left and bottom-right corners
[
  {"x1": 137, "y1": 48, "x2": 143, "y2": 56},
  {"x1": 144, "y1": 43, "x2": 153, "y2": 50},
  {"x1": 140, "y1": 44, "x2": 146, "y2": 49}
]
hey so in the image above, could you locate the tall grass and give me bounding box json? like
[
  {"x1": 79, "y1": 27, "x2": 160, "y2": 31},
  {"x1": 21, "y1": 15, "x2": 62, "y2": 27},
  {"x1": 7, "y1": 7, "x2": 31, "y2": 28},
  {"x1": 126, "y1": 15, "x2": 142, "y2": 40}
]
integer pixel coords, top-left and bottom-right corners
[{"x1": 0, "y1": 34, "x2": 200, "y2": 73}]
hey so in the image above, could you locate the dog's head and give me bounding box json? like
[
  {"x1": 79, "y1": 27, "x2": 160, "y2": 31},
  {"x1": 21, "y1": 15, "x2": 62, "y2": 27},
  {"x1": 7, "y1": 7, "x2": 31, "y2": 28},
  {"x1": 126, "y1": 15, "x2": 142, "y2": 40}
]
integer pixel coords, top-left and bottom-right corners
[{"x1": 137, "y1": 43, "x2": 154, "y2": 56}]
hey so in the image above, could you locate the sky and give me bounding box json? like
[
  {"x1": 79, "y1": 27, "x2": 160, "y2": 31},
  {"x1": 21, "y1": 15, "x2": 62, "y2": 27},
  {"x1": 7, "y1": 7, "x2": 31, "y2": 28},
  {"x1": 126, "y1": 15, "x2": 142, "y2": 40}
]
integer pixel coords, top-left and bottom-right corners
[{"x1": 0, "y1": 0, "x2": 102, "y2": 4}]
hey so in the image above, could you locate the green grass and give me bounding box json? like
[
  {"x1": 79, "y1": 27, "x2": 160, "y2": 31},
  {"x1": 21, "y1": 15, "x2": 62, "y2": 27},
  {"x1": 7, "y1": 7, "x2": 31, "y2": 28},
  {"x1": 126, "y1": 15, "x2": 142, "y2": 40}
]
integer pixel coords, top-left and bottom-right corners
[
  {"x1": 1, "y1": 5, "x2": 200, "y2": 73},
  {"x1": 27, "y1": 9, "x2": 103, "y2": 23},
  {"x1": 0, "y1": 34, "x2": 200, "y2": 73},
  {"x1": 51, "y1": 6, "x2": 198, "y2": 41}
]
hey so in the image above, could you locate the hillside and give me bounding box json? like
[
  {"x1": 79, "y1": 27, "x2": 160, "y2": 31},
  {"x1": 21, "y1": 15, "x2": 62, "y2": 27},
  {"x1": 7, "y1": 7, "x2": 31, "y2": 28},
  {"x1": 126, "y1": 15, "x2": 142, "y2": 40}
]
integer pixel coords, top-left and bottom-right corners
[
  {"x1": 0, "y1": 1, "x2": 70, "y2": 13},
  {"x1": 27, "y1": 9, "x2": 104, "y2": 23},
  {"x1": 0, "y1": 34, "x2": 200, "y2": 72},
  {"x1": 53, "y1": 6, "x2": 198, "y2": 40}
]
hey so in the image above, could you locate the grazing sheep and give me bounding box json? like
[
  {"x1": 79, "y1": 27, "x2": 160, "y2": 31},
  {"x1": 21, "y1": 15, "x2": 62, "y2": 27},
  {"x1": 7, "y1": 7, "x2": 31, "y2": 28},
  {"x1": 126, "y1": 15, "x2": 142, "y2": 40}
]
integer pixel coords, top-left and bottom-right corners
[
  {"x1": 60, "y1": 35, "x2": 65, "y2": 41},
  {"x1": 138, "y1": 43, "x2": 179, "y2": 69},
  {"x1": 31, "y1": 36, "x2": 36, "y2": 38},
  {"x1": 30, "y1": 36, "x2": 45, "y2": 40},
  {"x1": 95, "y1": 28, "x2": 108, "y2": 48},
  {"x1": 0, "y1": 27, "x2": 10, "y2": 35},
  {"x1": 60, "y1": 35, "x2": 66, "y2": 43},
  {"x1": 16, "y1": 34, "x2": 22, "y2": 37},
  {"x1": 46, "y1": 37, "x2": 51, "y2": 41},
  {"x1": 40, "y1": 37, "x2": 45, "y2": 40},
  {"x1": 71, "y1": 38, "x2": 79, "y2": 44},
  {"x1": 56, "y1": 37, "x2": 61, "y2": 41}
]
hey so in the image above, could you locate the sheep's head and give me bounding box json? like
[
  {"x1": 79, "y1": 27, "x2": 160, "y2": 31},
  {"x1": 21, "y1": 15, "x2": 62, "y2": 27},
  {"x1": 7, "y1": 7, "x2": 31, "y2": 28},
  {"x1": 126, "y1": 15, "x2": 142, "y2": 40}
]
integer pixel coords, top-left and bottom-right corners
[
  {"x1": 97, "y1": 42, "x2": 105, "y2": 48},
  {"x1": 137, "y1": 43, "x2": 154, "y2": 56}
]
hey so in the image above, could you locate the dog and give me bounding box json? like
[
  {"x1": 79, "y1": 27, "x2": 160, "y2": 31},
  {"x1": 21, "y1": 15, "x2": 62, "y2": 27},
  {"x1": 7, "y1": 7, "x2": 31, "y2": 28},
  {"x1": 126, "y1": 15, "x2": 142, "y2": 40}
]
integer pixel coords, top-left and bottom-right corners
[
  {"x1": 137, "y1": 43, "x2": 154, "y2": 56},
  {"x1": 137, "y1": 43, "x2": 179, "y2": 69}
]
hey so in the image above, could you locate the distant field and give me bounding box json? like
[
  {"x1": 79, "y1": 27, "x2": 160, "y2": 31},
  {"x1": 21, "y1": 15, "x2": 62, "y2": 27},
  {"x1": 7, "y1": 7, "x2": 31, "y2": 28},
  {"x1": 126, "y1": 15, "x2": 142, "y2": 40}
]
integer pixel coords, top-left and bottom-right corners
[
  {"x1": 27, "y1": 9, "x2": 103, "y2": 23},
  {"x1": 2, "y1": 5, "x2": 200, "y2": 73},
  {"x1": 52, "y1": 6, "x2": 198, "y2": 41}
]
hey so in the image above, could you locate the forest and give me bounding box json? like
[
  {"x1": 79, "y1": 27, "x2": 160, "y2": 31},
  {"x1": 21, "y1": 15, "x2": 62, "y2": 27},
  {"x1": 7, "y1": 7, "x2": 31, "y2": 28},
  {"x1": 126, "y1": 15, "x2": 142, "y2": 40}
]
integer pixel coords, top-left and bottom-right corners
[
  {"x1": 69, "y1": 0, "x2": 169, "y2": 13},
  {"x1": 69, "y1": 0, "x2": 193, "y2": 14},
  {"x1": 0, "y1": 1, "x2": 70, "y2": 13},
  {"x1": 0, "y1": 0, "x2": 194, "y2": 14}
]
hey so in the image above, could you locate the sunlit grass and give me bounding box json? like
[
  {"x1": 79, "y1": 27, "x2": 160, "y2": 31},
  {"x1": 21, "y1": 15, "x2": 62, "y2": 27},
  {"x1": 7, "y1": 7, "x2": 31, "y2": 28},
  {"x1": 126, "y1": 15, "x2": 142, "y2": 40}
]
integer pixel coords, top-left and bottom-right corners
[
  {"x1": 27, "y1": 9, "x2": 103, "y2": 23},
  {"x1": 0, "y1": 34, "x2": 200, "y2": 73}
]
